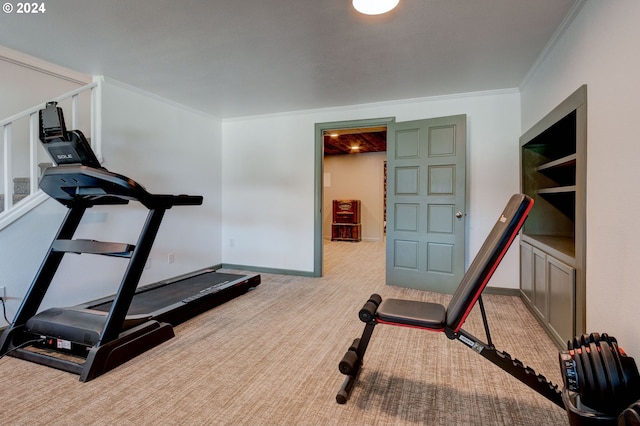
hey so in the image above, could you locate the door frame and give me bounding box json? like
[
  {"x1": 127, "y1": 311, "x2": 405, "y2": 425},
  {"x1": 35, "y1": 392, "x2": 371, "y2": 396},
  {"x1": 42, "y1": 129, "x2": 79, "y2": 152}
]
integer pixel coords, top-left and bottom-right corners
[{"x1": 313, "y1": 117, "x2": 395, "y2": 277}]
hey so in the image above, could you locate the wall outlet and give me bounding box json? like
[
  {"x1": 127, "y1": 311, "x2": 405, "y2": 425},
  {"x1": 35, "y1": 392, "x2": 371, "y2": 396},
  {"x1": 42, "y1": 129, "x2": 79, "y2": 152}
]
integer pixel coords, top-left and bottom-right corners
[
  {"x1": 168, "y1": 253, "x2": 175, "y2": 264},
  {"x1": 0, "y1": 286, "x2": 5, "y2": 301}
]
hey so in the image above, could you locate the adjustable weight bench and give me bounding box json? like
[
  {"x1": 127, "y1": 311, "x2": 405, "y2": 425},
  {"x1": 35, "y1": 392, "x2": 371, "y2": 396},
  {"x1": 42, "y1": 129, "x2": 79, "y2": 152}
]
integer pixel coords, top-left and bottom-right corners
[{"x1": 336, "y1": 194, "x2": 565, "y2": 409}]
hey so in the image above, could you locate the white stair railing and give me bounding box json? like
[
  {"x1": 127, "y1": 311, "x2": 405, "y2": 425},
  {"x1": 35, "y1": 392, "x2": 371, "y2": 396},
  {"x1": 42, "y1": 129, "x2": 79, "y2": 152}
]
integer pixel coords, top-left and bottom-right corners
[{"x1": 0, "y1": 81, "x2": 101, "y2": 229}]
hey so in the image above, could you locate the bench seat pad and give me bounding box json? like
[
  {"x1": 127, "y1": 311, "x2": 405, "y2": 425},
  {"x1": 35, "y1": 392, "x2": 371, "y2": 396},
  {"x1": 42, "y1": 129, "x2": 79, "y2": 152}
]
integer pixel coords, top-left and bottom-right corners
[{"x1": 376, "y1": 299, "x2": 446, "y2": 329}]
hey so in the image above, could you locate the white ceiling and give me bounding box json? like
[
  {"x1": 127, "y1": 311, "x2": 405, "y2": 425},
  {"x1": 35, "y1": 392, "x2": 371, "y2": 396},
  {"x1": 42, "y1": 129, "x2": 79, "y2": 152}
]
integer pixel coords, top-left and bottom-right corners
[{"x1": 0, "y1": 0, "x2": 576, "y2": 119}]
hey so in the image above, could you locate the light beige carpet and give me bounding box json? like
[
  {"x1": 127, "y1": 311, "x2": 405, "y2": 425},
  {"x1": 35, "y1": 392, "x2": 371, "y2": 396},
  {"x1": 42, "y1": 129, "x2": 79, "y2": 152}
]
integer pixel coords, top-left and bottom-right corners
[{"x1": 0, "y1": 240, "x2": 568, "y2": 425}]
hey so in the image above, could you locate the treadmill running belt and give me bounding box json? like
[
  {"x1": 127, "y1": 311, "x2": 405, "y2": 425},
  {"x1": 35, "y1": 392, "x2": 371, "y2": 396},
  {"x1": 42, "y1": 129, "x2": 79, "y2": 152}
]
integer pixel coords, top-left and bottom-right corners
[{"x1": 88, "y1": 271, "x2": 256, "y2": 319}]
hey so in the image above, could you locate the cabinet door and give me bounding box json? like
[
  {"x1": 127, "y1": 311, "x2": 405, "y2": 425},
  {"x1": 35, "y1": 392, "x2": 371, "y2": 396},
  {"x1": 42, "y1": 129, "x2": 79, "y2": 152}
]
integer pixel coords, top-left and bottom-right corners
[
  {"x1": 520, "y1": 242, "x2": 534, "y2": 303},
  {"x1": 533, "y1": 247, "x2": 547, "y2": 318},
  {"x1": 547, "y1": 256, "x2": 575, "y2": 344}
]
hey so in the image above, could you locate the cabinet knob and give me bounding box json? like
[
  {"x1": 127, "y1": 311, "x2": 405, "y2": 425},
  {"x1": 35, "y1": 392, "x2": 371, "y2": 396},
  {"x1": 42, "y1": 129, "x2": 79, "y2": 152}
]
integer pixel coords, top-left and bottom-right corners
[{"x1": 455, "y1": 211, "x2": 463, "y2": 219}]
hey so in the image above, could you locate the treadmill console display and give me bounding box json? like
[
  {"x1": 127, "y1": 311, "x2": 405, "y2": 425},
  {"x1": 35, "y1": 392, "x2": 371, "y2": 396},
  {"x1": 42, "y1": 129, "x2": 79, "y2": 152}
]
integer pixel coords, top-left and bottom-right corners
[{"x1": 39, "y1": 101, "x2": 102, "y2": 169}]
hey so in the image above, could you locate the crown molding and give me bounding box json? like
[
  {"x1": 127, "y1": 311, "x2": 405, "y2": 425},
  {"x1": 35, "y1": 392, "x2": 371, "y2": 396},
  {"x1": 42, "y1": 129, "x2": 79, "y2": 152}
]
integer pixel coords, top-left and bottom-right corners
[
  {"x1": 0, "y1": 44, "x2": 91, "y2": 85},
  {"x1": 519, "y1": 0, "x2": 588, "y2": 91}
]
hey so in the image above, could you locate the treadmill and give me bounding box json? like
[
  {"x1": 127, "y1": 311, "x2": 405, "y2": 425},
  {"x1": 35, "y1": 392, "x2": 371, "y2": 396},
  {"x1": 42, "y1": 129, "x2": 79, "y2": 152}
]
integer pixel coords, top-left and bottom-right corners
[{"x1": 0, "y1": 102, "x2": 260, "y2": 381}]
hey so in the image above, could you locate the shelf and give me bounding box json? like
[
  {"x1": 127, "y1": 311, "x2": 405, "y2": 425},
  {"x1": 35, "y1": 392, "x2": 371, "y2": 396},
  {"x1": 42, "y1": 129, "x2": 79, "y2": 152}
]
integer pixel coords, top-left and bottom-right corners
[
  {"x1": 536, "y1": 153, "x2": 576, "y2": 172},
  {"x1": 521, "y1": 234, "x2": 575, "y2": 266},
  {"x1": 519, "y1": 85, "x2": 586, "y2": 346},
  {"x1": 537, "y1": 185, "x2": 576, "y2": 194}
]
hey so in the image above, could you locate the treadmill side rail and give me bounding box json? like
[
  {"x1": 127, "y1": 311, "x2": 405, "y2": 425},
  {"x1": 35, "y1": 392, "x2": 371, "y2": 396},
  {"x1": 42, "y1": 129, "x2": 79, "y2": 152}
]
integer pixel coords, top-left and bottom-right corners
[{"x1": 81, "y1": 320, "x2": 174, "y2": 382}]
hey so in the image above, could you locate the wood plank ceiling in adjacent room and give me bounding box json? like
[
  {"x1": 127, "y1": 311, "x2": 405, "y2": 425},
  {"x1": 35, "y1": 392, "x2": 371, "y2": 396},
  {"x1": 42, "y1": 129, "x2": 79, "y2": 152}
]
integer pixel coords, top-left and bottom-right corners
[{"x1": 323, "y1": 126, "x2": 387, "y2": 155}]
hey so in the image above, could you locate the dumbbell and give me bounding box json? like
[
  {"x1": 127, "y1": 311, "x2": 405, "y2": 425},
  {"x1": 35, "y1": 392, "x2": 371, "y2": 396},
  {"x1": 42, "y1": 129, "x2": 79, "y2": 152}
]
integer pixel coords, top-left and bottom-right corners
[
  {"x1": 562, "y1": 333, "x2": 640, "y2": 416},
  {"x1": 618, "y1": 401, "x2": 640, "y2": 426}
]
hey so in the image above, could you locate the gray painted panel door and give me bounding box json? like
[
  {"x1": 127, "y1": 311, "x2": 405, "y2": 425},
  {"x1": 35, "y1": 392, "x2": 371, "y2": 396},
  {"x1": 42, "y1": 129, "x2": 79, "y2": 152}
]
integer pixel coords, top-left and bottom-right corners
[{"x1": 386, "y1": 115, "x2": 466, "y2": 293}]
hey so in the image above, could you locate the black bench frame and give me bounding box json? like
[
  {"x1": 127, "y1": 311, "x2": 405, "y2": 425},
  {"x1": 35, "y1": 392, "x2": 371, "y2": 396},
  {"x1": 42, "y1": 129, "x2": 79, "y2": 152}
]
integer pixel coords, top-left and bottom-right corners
[{"x1": 336, "y1": 194, "x2": 564, "y2": 409}]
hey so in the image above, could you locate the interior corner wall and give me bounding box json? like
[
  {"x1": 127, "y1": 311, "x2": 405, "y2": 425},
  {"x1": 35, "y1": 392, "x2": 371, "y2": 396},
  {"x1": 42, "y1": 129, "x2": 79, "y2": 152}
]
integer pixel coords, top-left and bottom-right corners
[
  {"x1": 221, "y1": 90, "x2": 521, "y2": 283},
  {"x1": 520, "y1": 1, "x2": 640, "y2": 356}
]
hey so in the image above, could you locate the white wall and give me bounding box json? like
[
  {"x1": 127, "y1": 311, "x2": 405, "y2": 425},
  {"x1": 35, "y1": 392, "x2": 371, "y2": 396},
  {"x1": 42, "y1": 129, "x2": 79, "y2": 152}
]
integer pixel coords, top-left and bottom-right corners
[
  {"x1": 0, "y1": 77, "x2": 223, "y2": 325},
  {"x1": 324, "y1": 152, "x2": 386, "y2": 241},
  {"x1": 58, "y1": 78, "x2": 223, "y2": 290},
  {"x1": 222, "y1": 90, "x2": 522, "y2": 286},
  {"x1": 520, "y1": 0, "x2": 640, "y2": 356}
]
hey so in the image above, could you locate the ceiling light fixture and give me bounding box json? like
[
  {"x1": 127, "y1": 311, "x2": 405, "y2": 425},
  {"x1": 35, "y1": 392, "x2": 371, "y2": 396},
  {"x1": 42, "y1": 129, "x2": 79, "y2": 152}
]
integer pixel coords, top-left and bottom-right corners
[{"x1": 352, "y1": 0, "x2": 399, "y2": 15}]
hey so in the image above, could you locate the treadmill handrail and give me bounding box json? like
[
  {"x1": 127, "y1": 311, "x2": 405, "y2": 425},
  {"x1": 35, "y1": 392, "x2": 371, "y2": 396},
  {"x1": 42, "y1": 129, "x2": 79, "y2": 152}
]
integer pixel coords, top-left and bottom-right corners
[
  {"x1": 39, "y1": 165, "x2": 203, "y2": 209},
  {"x1": 52, "y1": 239, "x2": 135, "y2": 257}
]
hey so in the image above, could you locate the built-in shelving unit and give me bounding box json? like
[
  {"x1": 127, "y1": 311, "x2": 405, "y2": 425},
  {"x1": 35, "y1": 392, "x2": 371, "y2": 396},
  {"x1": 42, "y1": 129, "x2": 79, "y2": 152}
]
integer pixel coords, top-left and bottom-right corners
[{"x1": 519, "y1": 85, "x2": 587, "y2": 348}]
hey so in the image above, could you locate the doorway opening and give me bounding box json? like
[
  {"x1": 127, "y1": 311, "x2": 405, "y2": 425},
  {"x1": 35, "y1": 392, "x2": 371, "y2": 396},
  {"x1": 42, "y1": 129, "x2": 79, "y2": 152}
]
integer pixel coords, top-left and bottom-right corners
[{"x1": 314, "y1": 117, "x2": 394, "y2": 277}]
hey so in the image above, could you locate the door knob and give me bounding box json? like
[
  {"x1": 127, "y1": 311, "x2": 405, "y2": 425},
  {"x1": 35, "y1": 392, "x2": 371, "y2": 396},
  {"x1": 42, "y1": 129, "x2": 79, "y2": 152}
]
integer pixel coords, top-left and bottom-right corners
[{"x1": 455, "y1": 211, "x2": 463, "y2": 219}]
